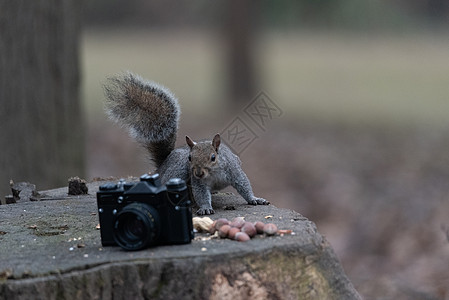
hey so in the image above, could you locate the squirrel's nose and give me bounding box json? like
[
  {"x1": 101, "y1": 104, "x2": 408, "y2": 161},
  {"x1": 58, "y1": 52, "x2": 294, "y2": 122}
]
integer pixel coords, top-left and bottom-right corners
[{"x1": 194, "y1": 168, "x2": 205, "y2": 178}]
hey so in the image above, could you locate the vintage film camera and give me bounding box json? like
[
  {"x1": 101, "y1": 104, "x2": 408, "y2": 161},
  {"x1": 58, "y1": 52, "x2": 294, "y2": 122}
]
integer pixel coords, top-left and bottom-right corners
[{"x1": 96, "y1": 174, "x2": 193, "y2": 251}]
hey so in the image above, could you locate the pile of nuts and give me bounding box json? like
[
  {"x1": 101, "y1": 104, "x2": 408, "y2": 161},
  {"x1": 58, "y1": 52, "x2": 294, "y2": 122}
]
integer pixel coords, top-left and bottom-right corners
[{"x1": 210, "y1": 217, "x2": 278, "y2": 242}]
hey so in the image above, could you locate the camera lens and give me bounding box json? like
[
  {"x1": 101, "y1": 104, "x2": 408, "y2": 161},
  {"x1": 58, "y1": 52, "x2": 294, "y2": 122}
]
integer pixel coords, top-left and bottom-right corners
[{"x1": 113, "y1": 203, "x2": 160, "y2": 251}]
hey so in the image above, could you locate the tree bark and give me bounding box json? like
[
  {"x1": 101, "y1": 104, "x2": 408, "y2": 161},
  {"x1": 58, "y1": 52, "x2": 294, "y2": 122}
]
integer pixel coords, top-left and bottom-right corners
[
  {"x1": 0, "y1": 1, "x2": 84, "y2": 198},
  {"x1": 224, "y1": 0, "x2": 258, "y2": 109}
]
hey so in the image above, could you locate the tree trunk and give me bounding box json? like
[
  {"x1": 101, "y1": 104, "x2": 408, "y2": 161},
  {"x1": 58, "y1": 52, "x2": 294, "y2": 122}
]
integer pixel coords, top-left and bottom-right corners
[
  {"x1": 0, "y1": 1, "x2": 84, "y2": 198},
  {"x1": 224, "y1": 0, "x2": 258, "y2": 109},
  {"x1": 0, "y1": 183, "x2": 362, "y2": 300}
]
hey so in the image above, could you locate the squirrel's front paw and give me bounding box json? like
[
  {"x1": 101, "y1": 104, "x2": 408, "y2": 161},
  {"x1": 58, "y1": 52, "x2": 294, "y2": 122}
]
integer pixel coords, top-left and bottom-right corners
[
  {"x1": 248, "y1": 197, "x2": 270, "y2": 206},
  {"x1": 196, "y1": 207, "x2": 215, "y2": 215}
]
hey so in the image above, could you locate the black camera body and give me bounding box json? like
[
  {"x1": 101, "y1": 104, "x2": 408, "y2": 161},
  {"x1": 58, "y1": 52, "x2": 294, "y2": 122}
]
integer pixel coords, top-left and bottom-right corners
[{"x1": 96, "y1": 174, "x2": 194, "y2": 251}]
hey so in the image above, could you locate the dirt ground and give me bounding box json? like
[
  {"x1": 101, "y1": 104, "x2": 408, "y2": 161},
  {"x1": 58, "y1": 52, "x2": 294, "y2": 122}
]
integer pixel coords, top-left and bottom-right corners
[
  {"x1": 87, "y1": 118, "x2": 449, "y2": 300},
  {"x1": 250, "y1": 123, "x2": 449, "y2": 300}
]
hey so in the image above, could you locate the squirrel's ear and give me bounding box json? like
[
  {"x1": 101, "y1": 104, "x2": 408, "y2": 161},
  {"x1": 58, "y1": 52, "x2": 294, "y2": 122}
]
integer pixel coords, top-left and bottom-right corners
[
  {"x1": 186, "y1": 135, "x2": 196, "y2": 148},
  {"x1": 212, "y1": 133, "x2": 221, "y2": 151}
]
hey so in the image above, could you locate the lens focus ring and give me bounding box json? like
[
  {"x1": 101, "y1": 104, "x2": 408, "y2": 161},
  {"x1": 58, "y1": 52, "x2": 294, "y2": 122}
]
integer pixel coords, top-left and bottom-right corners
[{"x1": 112, "y1": 203, "x2": 160, "y2": 251}]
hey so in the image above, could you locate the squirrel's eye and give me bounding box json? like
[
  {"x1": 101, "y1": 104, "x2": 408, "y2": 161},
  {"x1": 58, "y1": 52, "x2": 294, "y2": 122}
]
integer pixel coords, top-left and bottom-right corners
[
  {"x1": 188, "y1": 154, "x2": 191, "y2": 161},
  {"x1": 211, "y1": 154, "x2": 216, "y2": 162}
]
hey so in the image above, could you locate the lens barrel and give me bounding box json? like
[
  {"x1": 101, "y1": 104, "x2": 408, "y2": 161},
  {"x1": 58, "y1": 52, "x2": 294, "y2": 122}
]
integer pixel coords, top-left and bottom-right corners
[{"x1": 113, "y1": 203, "x2": 160, "y2": 251}]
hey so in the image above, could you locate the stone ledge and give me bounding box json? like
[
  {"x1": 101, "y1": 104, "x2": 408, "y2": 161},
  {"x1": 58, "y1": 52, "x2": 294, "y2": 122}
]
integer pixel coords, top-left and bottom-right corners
[{"x1": 0, "y1": 181, "x2": 361, "y2": 300}]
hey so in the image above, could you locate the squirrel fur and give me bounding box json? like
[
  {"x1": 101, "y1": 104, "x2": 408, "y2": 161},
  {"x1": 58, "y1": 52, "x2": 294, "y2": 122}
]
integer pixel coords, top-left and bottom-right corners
[{"x1": 103, "y1": 72, "x2": 268, "y2": 215}]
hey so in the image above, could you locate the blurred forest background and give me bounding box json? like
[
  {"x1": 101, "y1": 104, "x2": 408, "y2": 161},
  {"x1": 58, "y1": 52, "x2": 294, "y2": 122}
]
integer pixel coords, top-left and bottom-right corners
[{"x1": 2, "y1": 1, "x2": 449, "y2": 299}]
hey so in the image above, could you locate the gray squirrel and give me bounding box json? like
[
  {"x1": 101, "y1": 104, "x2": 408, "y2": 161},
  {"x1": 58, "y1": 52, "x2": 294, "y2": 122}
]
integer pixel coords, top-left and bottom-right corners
[{"x1": 103, "y1": 72, "x2": 269, "y2": 215}]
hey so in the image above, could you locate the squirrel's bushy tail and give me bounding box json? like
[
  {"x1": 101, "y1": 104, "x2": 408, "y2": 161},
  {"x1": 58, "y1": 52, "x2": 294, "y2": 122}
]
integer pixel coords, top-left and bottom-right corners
[{"x1": 103, "y1": 72, "x2": 180, "y2": 167}]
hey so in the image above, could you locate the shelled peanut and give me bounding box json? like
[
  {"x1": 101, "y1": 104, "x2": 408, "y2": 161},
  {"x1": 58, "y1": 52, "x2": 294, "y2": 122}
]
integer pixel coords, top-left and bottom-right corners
[{"x1": 209, "y1": 217, "x2": 281, "y2": 242}]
